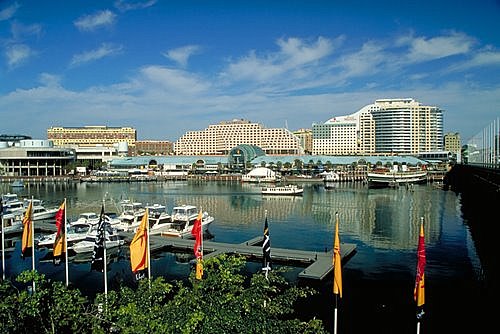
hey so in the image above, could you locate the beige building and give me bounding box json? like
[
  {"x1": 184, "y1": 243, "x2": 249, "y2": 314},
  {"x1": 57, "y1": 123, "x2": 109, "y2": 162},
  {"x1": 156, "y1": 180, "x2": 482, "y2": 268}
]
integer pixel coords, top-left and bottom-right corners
[
  {"x1": 47, "y1": 126, "x2": 136, "y2": 148},
  {"x1": 134, "y1": 140, "x2": 174, "y2": 156},
  {"x1": 312, "y1": 106, "x2": 375, "y2": 155},
  {"x1": 174, "y1": 119, "x2": 303, "y2": 155},
  {"x1": 443, "y1": 132, "x2": 461, "y2": 155},
  {"x1": 293, "y1": 129, "x2": 312, "y2": 154}
]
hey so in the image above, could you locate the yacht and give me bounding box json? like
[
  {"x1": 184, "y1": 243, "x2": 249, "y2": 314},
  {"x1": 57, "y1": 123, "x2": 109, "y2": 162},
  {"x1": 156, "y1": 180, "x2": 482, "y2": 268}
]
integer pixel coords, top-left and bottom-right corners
[
  {"x1": 115, "y1": 200, "x2": 146, "y2": 232},
  {"x1": 146, "y1": 203, "x2": 172, "y2": 235},
  {"x1": 367, "y1": 168, "x2": 428, "y2": 188},
  {"x1": 70, "y1": 224, "x2": 124, "y2": 253},
  {"x1": 161, "y1": 205, "x2": 214, "y2": 238},
  {"x1": 36, "y1": 221, "x2": 93, "y2": 249}
]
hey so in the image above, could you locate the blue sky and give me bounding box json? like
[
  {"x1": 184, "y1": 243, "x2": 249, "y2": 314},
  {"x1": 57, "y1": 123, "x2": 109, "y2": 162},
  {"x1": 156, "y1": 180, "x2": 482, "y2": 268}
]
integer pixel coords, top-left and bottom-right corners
[{"x1": 1, "y1": 0, "x2": 499, "y2": 142}]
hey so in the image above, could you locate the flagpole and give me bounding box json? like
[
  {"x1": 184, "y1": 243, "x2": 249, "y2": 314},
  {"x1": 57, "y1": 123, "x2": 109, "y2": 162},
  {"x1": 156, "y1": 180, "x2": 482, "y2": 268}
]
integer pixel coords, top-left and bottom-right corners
[
  {"x1": 333, "y1": 212, "x2": 338, "y2": 334},
  {"x1": 103, "y1": 200, "x2": 108, "y2": 296},
  {"x1": 30, "y1": 197, "x2": 36, "y2": 293},
  {"x1": 146, "y1": 208, "x2": 151, "y2": 289},
  {"x1": 64, "y1": 198, "x2": 69, "y2": 287},
  {"x1": 200, "y1": 206, "x2": 203, "y2": 262},
  {"x1": 264, "y1": 209, "x2": 268, "y2": 280},
  {"x1": 1, "y1": 201, "x2": 5, "y2": 281}
]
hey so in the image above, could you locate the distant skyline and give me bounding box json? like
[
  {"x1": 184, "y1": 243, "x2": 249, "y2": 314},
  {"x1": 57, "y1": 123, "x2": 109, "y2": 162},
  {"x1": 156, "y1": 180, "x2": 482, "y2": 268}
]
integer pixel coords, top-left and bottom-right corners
[{"x1": 1, "y1": 0, "x2": 499, "y2": 142}]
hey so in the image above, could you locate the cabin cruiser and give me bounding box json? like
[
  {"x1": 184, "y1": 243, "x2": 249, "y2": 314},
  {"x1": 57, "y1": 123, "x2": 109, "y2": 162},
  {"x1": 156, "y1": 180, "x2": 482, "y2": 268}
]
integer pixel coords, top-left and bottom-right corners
[
  {"x1": 146, "y1": 203, "x2": 172, "y2": 235},
  {"x1": 115, "y1": 200, "x2": 146, "y2": 232},
  {"x1": 161, "y1": 205, "x2": 214, "y2": 238}
]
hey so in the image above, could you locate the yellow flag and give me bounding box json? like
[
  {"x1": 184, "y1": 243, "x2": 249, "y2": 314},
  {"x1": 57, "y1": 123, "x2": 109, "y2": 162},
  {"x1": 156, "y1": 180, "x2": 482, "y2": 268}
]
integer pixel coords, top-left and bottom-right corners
[
  {"x1": 21, "y1": 200, "x2": 33, "y2": 256},
  {"x1": 333, "y1": 213, "x2": 342, "y2": 297},
  {"x1": 130, "y1": 209, "x2": 149, "y2": 273}
]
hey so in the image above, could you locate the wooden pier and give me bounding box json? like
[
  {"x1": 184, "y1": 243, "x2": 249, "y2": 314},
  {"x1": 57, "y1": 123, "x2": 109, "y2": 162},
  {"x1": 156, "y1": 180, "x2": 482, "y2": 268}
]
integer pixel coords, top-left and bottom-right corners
[
  {"x1": 121, "y1": 233, "x2": 357, "y2": 281},
  {"x1": 32, "y1": 222, "x2": 356, "y2": 281}
]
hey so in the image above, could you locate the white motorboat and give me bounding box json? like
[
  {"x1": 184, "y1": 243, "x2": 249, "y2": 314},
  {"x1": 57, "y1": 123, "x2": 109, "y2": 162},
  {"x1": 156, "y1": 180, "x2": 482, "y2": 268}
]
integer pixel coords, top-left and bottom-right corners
[
  {"x1": 0, "y1": 216, "x2": 23, "y2": 235},
  {"x1": 146, "y1": 203, "x2": 172, "y2": 235},
  {"x1": 115, "y1": 200, "x2": 146, "y2": 232},
  {"x1": 69, "y1": 212, "x2": 121, "y2": 228},
  {"x1": 1, "y1": 193, "x2": 25, "y2": 216},
  {"x1": 36, "y1": 221, "x2": 93, "y2": 248},
  {"x1": 261, "y1": 184, "x2": 304, "y2": 196},
  {"x1": 161, "y1": 205, "x2": 214, "y2": 238},
  {"x1": 70, "y1": 229, "x2": 124, "y2": 254}
]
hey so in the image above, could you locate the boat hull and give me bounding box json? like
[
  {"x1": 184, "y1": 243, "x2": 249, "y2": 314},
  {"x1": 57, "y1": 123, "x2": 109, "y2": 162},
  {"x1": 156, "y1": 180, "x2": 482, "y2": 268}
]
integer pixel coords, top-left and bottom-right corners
[{"x1": 367, "y1": 171, "x2": 427, "y2": 188}]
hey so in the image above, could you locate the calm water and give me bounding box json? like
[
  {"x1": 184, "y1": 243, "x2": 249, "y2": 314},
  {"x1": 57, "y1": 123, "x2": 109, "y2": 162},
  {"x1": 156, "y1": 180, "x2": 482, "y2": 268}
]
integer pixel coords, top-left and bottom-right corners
[{"x1": 0, "y1": 181, "x2": 490, "y2": 333}]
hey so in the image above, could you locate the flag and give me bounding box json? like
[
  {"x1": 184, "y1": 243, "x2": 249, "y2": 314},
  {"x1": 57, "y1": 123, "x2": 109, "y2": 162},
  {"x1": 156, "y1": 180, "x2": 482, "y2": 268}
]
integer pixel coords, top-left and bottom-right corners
[
  {"x1": 53, "y1": 200, "x2": 66, "y2": 265},
  {"x1": 191, "y1": 209, "x2": 203, "y2": 279},
  {"x1": 130, "y1": 208, "x2": 149, "y2": 280},
  {"x1": 262, "y1": 216, "x2": 271, "y2": 271},
  {"x1": 21, "y1": 200, "x2": 34, "y2": 258},
  {"x1": 90, "y1": 205, "x2": 106, "y2": 272},
  {"x1": 191, "y1": 209, "x2": 203, "y2": 259},
  {"x1": 333, "y1": 213, "x2": 342, "y2": 298},
  {"x1": 414, "y1": 221, "x2": 426, "y2": 313}
]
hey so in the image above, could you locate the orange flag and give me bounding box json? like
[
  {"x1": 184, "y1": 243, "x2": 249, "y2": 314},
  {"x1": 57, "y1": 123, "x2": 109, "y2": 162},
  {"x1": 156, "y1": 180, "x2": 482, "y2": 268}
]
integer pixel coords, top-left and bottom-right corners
[
  {"x1": 21, "y1": 200, "x2": 33, "y2": 257},
  {"x1": 53, "y1": 200, "x2": 66, "y2": 262},
  {"x1": 414, "y1": 220, "x2": 426, "y2": 308},
  {"x1": 130, "y1": 209, "x2": 149, "y2": 275},
  {"x1": 333, "y1": 213, "x2": 342, "y2": 298}
]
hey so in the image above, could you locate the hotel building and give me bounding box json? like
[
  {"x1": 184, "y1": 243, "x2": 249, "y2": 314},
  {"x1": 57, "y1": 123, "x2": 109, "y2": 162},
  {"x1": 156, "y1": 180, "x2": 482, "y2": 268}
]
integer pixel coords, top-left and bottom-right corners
[
  {"x1": 312, "y1": 105, "x2": 375, "y2": 155},
  {"x1": 312, "y1": 98, "x2": 443, "y2": 155},
  {"x1": 47, "y1": 126, "x2": 136, "y2": 148},
  {"x1": 174, "y1": 119, "x2": 303, "y2": 155}
]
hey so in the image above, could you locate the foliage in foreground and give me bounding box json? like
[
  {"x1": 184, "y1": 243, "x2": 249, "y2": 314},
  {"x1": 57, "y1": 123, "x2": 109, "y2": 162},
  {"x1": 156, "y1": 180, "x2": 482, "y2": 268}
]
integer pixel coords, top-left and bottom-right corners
[{"x1": 0, "y1": 254, "x2": 327, "y2": 334}]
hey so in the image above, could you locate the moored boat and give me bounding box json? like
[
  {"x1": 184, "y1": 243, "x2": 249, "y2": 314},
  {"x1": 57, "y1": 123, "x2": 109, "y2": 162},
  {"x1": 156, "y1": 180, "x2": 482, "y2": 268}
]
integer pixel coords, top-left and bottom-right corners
[
  {"x1": 261, "y1": 184, "x2": 303, "y2": 196},
  {"x1": 367, "y1": 168, "x2": 427, "y2": 188},
  {"x1": 161, "y1": 204, "x2": 214, "y2": 238}
]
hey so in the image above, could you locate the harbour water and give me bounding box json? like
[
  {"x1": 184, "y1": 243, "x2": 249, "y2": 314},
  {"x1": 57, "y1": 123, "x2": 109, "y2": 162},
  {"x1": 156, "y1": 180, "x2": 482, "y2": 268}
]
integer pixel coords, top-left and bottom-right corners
[{"x1": 0, "y1": 180, "x2": 492, "y2": 333}]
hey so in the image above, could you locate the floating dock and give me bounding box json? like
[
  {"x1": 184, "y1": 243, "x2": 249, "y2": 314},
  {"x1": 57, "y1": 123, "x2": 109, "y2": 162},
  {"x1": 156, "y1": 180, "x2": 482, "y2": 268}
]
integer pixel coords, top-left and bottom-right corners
[
  {"x1": 122, "y1": 233, "x2": 357, "y2": 281},
  {"x1": 32, "y1": 222, "x2": 356, "y2": 281}
]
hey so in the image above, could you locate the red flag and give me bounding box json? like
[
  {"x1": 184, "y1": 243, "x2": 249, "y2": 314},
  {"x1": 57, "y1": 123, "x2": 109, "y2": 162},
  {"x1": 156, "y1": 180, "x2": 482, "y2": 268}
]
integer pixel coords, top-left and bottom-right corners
[
  {"x1": 191, "y1": 209, "x2": 203, "y2": 280},
  {"x1": 414, "y1": 221, "x2": 426, "y2": 307},
  {"x1": 21, "y1": 200, "x2": 33, "y2": 257},
  {"x1": 191, "y1": 209, "x2": 203, "y2": 259},
  {"x1": 53, "y1": 201, "x2": 66, "y2": 262}
]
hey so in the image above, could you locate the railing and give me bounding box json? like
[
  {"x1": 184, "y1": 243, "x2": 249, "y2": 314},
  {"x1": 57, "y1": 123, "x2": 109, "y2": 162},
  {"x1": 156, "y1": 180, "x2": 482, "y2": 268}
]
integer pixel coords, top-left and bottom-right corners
[{"x1": 466, "y1": 118, "x2": 500, "y2": 168}]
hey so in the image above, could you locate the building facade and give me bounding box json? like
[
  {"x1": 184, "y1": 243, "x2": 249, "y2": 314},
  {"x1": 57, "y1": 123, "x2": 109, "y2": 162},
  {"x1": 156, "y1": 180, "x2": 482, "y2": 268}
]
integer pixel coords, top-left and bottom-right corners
[
  {"x1": 134, "y1": 140, "x2": 174, "y2": 156},
  {"x1": 443, "y1": 132, "x2": 461, "y2": 155},
  {"x1": 371, "y1": 98, "x2": 443, "y2": 154},
  {"x1": 312, "y1": 106, "x2": 375, "y2": 155},
  {"x1": 47, "y1": 126, "x2": 137, "y2": 148},
  {"x1": 293, "y1": 129, "x2": 312, "y2": 154},
  {"x1": 312, "y1": 98, "x2": 443, "y2": 155},
  {"x1": 174, "y1": 119, "x2": 303, "y2": 155},
  {"x1": 0, "y1": 140, "x2": 75, "y2": 177}
]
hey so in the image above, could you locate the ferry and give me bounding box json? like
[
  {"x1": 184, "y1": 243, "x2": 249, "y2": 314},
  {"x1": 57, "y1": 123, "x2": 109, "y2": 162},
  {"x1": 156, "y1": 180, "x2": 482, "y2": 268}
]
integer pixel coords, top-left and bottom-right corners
[{"x1": 261, "y1": 184, "x2": 304, "y2": 196}]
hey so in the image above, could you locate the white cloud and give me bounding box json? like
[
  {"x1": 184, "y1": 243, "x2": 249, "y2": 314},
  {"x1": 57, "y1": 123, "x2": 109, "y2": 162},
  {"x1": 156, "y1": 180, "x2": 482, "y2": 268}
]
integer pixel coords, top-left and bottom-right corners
[
  {"x1": 140, "y1": 65, "x2": 210, "y2": 95},
  {"x1": 70, "y1": 43, "x2": 123, "y2": 67},
  {"x1": 0, "y1": 2, "x2": 20, "y2": 21},
  {"x1": 5, "y1": 44, "x2": 34, "y2": 68},
  {"x1": 10, "y1": 21, "x2": 42, "y2": 40},
  {"x1": 39, "y1": 73, "x2": 62, "y2": 87},
  {"x1": 221, "y1": 36, "x2": 337, "y2": 84},
  {"x1": 446, "y1": 49, "x2": 500, "y2": 72},
  {"x1": 405, "y1": 32, "x2": 475, "y2": 62},
  {"x1": 114, "y1": 0, "x2": 157, "y2": 12},
  {"x1": 336, "y1": 41, "x2": 389, "y2": 78},
  {"x1": 164, "y1": 45, "x2": 200, "y2": 67},
  {"x1": 74, "y1": 10, "x2": 116, "y2": 31}
]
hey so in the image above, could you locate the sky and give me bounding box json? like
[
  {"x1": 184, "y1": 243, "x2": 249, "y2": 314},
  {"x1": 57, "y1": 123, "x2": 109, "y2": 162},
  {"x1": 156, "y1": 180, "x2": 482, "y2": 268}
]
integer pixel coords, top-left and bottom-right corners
[{"x1": 0, "y1": 0, "x2": 499, "y2": 143}]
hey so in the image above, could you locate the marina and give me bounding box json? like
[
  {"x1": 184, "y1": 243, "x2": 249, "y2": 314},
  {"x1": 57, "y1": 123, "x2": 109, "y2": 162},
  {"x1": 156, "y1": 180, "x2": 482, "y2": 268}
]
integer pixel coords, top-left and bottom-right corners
[{"x1": 0, "y1": 180, "x2": 492, "y2": 333}]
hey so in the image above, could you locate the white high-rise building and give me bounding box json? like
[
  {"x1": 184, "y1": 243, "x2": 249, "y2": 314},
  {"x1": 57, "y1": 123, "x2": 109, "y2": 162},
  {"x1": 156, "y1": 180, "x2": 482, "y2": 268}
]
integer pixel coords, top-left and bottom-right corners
[
  {"x1": 312, "y1": 106, "x2": 375, "y2": 155},
  {"x1": 372, "y1": 98, "x2": 443, "y2": 154},
  {"x1": 312, "y1": 98, "x2": 443, "y2": 155},
  {"x1": 174, "y1": 119, "x2": 303, "y2": 155}
]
